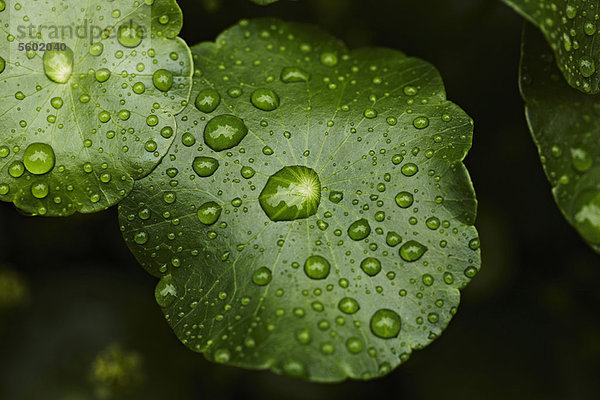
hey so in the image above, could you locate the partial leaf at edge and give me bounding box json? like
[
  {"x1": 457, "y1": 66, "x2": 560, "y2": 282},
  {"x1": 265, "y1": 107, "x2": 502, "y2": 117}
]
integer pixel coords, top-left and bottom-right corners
[
  {"x1": 520, "y1": 23, "x2": 600, "y2": 253},
  {"x1": 119, "y1": 19, "x2": 481, "y2": 382},
  {"x1": 0, "y1": 0, "x2": 193, "y2": 216},
  {"x1": 504, "y1": 0, "x2": 600, "y2": 93}
]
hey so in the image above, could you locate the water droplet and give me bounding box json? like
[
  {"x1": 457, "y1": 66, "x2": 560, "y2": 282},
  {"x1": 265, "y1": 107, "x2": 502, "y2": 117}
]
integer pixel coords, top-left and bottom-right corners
[
  {"x1": 338, "y1": 297, "x2": 360, "y2": 314},
  {"x1": 571, "y1": 148, "x2": 593, "y2": 172},
  {"x1": 8, "y1": 161, "x2": 24, "y2": 178},
  {"x1": 386, "y1": 231, "x2": 402, "y2": 247},
  {"x1": 346, "y1": 337, "x2": 363, "y2": 353},
  {"x1": 241, "y1": 166, "x2": 255, "y2": 179},
  {"x1": 197, "y1": 201, "x2": 222, "y2": 225},
  {"x1": 304, "y1": 255, "x2": 330, "y2": 280},
  {"x1": 573, "y1": 189, "x2": 600, "y2": 244},
  {"x1": 252, "y1": 266, "x2": 272, "y2": 286},
  {"x1": 370, "y1": 309, "x2": 401, "y2": 338},
  {"x1": 579, "y1": 56, "x2": 595, "y2": 78},
  {"x1": 195, "y1": 88, "x2": 220, "y2": 113},
  {"x1": 320, "y1": 52, "x2": 338, "y2": 66},
  {"x1": 259, "y1": 166, "x2": 321, "y2": 222},
  {"x1": 118, "y1": 21, "x2": 143, "y2": 48},
  {"x1": 399, "y1": 240, "x2": 428, "y2": 262},
  {"x1": 50, "y1": 97, "x2": 63, "y2": 109},
  {"x1": 347, "y1": 218, "x2": 371, "y2": 241},
  {"x1": 280, "y1": 66, "x2": 310, "y2": 83},
  {"x1": 214, "y1": 349, "x2": 230, "y2": 363},
  {"x1": 43, "y1": 45, "x2": 73, "y2": 84},
  {"x1": 401, "y1": 163, "x2": 418, "y2": 176},
  {"x1": 395, "y1": 191, "x2": 414, "y2": 208},
  {"x1": 155, "y1": 274, "x2": 177, "y2": 307},
  {"x1": 204, "y1": 114, "x2": 249, "y2": 152},
  {"x1": 23, "y1": 143, "x2": 55, "y2": 175},
  {"x1": 89, "y1": 42, "x2": 103, "y2": 56},
  {"x1": 328, "y1": 191, "x2": 343, "y2": 203},
  {"x1": 31, "y1": 182, "x2": 49, "y2": 199},
  {"x1": 0, "y1": 56, "x2": 5, "y2": 74},
  {"x1": 95, "y1": 68, "x2": 111, "y2": 82},
  {"x1": 360, "y1": 257, "x2": 381, "y2": 276},
  {"x1": 153, "y1": 69, "x2": 173, "y2": 92},
  {"x1": 296, "y1": 328, "x2": 311, "y2": 344},
  {"x1": 251, "y1": 88, "x2": 280, "y2": 111},
  {"x1": 413, "y1": 117, "x2": 429, "y2": 129},
  {"x1": 192, "y1": 156, "x2": 219, "y2": 177}
]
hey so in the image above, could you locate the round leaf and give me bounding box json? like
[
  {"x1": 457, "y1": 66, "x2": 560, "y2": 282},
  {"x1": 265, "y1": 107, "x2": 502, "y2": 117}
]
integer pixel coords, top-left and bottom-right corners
[
  {"x1": 504, "y1": 0, "x2": 600, "y2": 93},
  {"x1": 0, "y1": 0, "x2": 193, "y2": 215},
  {"x1": 520, "y1": 24, "x2": 600, "y2": 253},
  {"x1": 119, "y1": 19, "x2": 481, "y2": 381}
]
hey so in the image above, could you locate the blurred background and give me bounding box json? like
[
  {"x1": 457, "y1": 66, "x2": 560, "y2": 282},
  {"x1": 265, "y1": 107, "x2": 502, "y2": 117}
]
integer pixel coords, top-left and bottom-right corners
[{"x1": 1, "y1": 0, "x2": 599, "y2": 399}]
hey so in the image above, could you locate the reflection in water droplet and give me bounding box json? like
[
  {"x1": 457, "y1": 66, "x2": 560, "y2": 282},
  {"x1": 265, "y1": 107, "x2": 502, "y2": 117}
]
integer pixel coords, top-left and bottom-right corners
[
  {"x1": 204, "y1": 114, "x2": 249, "y2": 152},
  {"x1": 153, "y1": 69, "x2": 173, "y2": 92},
  {"x1": 251, "y1": 88, "x2": 280, "y2": 111},
  {"x1": 338, "y1": 297, "x2": 360, "y2": 314},
  {"x1": 43, "y1": 45, "x2": 73, "y2": 84},
  {"x1": 573, "y1": 189, "x2": 600, "y2": 244},
  {"x1": 360, "y1": 257, "x2": 381, "y2": 276},
  {"x1": 155, "y1": 274, "x2": 177, "y2": 307},
  {"x1": 118, "y1": 21, "x2": 144, "y2": 47},
  {"x1": 252, "y1": 266, "x2": 272, "y2": 286},
  {"x1": 195, "y1": 88, "x2": 221, "y2": 113},
  {"x1": 24, "y1": 143, "x2": 55, "y2": 175},
  {"x1": 280, "y1": 66, "x2": 310, "y2": 83},
  {"x1": 197, "y1": 201, "x2": 222, "y2": 225},
  {"x1": 192, "y1": 156, "x2": 219, "y2": 177},
  {"x1": 259, "y1": 166, "x2": 321, "y2": 222},
  {"x1": 370, "y1": 309, "x2": 401, "y2": 338},
  {"x1": 347, "y1": 218, "x2": 371, "y2": 241},
  {"x1": 399, "y1": 240, "x2": 428, "y2": 261},
  {"x1": 304, "y1": 255, "x2": 330, "y2": 280}
]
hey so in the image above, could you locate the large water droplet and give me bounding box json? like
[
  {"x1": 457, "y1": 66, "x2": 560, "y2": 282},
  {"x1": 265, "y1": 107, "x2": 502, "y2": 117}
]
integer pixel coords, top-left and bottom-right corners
[
  {"x1": 347, "y1": 218, "x2": 371, "y2": 241},
  {"x1": 43, "y1": 45, "x2": 73, "y2": 84},
  {"x1": 338, "y1": 297, "x2": 360, "y2": 314},
  {"x1": 280, "y1": 66, "x2": 310, "y2": 83},
  {"x1": 153, "y1": 69, "x2": 173, "y2": 92},
  {"x1": 571, "y1": 148, "x2": 593, "y2": 172},
  {"x1": 370, "y1": 309, "x2": 401, "y2": 338},
  {"x1": 195, "y1": 88, "x2": 220, "y2": 113},
  {"x1": 197, "y1": 201, "x2": 222, "y2": 225},
  {"x1": 192, "y1": 156, "x2": 219, "y2": 177},
  {"x1": 118, "y1": 21, "x2": 143, "y2": 47},
  {"x1": 259, "y1": 166, "x2": 321, "y2": 222},
  {"x1": 304, "y1": 255, "x2": 330, "y2": 279},
  {"x1": 251, "y1": 88, "x2": 280, "y2": 111},
  {"x1": 399, "y1": 240, "x2": 428, "y2": 261},
  {"x1": 360, "y1": 257, "x2": 381, "y2": 276},
  {"x1": 155, "y1": 274, "x2": 177, "y2": 307},
  {"x1": 23, "y1": 143, "x2": 55, "y2": 175},
  {"x1": 0, "y1": 56, "x2": 5, "y2": 74},
  {"x1": 252, "y1": 266, "x2": 272, "y2": 286},
  {"x1": 573, "y1": 189, "x2": 600, "y2": 244},
  {"x1": 204, "y1": 114, "x2": 249, "y2": 152}
]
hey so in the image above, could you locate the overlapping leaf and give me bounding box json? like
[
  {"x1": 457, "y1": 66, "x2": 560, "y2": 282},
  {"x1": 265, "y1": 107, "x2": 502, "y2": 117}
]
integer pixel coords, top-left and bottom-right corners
[
  {"x1": 504, "y1": 0, "x2": 600, "y2": 93},
  {"x1": 520, "y1": 24, "x2": 600, "y2": 253},
  {"x1": 0, "y1": 0, "x2": 193, "y2": 215},
  {"x1": 119, "y1": 19, "x2": 480, "y2": 381}
]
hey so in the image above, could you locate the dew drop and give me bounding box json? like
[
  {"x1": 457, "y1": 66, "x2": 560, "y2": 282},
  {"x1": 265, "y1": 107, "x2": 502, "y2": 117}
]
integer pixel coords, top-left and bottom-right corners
[
  {"x1": 399, "y1": 240, "x2": 428, "y2": 262},
  {"x1": 251, "y1": 88, "x2": 280, "y2": 111},
  {"x1": 370, "y1": 309, "x2": 401, "y2": 339},
  {"x1": 23, "y1": 143, "x2": 55, "y2": 175},
  {"x1": 204, "y1": 114, "x2": 249, "y2": 152},
  {"x1": 252, "y1": 266, "x2": 272, "y2": 286},
  {"x1": 195, "y1": 88, "x2": 221, "y2": 113},
  {"x1": 192, "y1": 156, "x2": 219, "y2": 177},
  {"x1": 197, "y1": 201, "x2": 222, "y2": 225},
  {"x1": 304, "y1": 255, "x2": 330, "y2": 280},
  {"x1": 280, "y1": 66, "x2": 310, "y2": 83},
  {"x1": 360, "y1": 257, "x2": 381, "y2": 276},
  {"x1": 347, "y1": 218, "x2": 371, "y2": 241},
  {"x1": 117, "y1": 21, "x2": 143, "y2": 48},
  {"x1": 43, "y1": 45, "x2": 73, "y2": 84},
  {"x1": 153, "y1": 69, "x2": 173, "y2": 92}
]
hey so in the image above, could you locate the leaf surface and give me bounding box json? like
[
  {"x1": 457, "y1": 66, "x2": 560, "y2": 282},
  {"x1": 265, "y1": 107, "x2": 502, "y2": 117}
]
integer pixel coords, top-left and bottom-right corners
[
  {"x1": 520, "y1": 23, "x2": 600, "y2": 253},
  {"x1": 0, "y1": 0, "x2": 193, "y2": 215},
  {"x1": 119, "y1": 19, "x2": 481, "y2": 381},
  {"x1": 504, "y1": 0, "x2": 600, "y2": 93}
]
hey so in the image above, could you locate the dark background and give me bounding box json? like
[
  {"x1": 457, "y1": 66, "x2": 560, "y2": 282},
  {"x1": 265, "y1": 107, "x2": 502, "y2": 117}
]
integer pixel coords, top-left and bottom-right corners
[{"x1": 1, "y1": 0, "x2": 599, "y2": 399}]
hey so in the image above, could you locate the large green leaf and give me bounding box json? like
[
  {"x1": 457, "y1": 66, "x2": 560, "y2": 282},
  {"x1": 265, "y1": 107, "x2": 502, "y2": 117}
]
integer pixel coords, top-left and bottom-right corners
[
  {"x1": 119, "y1": 19, "x2": 481, "y2": 381},
  {"x1": 0, "y1": 0, "x2": 193, "y2": 216},
  {"x1": 505, "y1": 0, "x2": 600, "y2": 93},
  {"x1": 520, "y1": 23, "x2": 600, "y2": 253}
]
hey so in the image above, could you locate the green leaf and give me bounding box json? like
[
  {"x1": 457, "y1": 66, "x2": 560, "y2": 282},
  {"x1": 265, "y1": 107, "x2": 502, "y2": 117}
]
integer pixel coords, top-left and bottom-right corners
[
  {"x1": 0, "y1": 0, "x2": 193, "y2": 216},
  {"x1": 520, "y1": 23, "x2": 600, "y2": 253},
  {"x1": 504, "y1": 0, "x2": 600, "y2": 93},
  {"x1": 119, "y1": 19, "x2": 481, "y2": 381}
]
